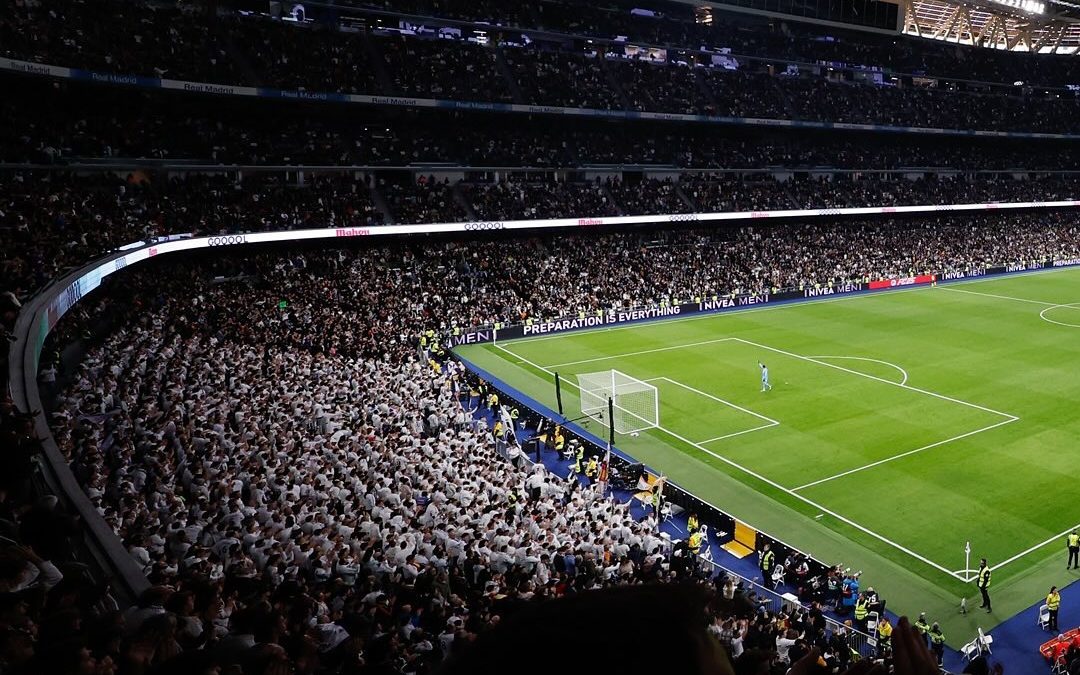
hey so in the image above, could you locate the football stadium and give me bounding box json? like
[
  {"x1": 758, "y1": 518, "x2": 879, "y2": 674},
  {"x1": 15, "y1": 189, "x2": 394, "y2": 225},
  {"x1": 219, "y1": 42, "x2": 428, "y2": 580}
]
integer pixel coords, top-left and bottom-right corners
[{"x1": 9, "y1": 0, "x2": 1080, "y2": 674}]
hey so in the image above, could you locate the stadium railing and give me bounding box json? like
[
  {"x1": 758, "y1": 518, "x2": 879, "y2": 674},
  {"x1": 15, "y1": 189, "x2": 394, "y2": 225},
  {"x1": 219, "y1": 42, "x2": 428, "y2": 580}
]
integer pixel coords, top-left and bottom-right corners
[{"x1": 7, "y1": 247, "x2": 151, "y2": 605}]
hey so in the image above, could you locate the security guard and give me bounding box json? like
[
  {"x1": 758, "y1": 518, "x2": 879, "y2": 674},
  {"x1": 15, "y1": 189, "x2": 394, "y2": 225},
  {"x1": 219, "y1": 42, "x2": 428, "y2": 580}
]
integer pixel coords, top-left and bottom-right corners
[
  {"x1": 688, "y1": 528, "x2": 705, "y2": 555},
  {"x1": 853, "y1": 594, "x2": 869, "y2": 631},
  {"x1": 759, "y1": 544, "x2": 775, "y2": 580},
  {"x1": 1048, "y1": 585, "x2": 1061, "y2": 632},
  {"x1": 572, "y1": 443, "x2": 584, "y2": 475},
  {"x1": 913, "y1": 613, "x2": 931, "y2": 648},
  {"x1": 928, "y1": 623, "x2": 946, "y2": 665},
  {"x1": 554, "y1": 428, "x2": 566, "y2": 457},
  {"x1": 1068, "y1": 530, "x2": 1080, "y2": 569},
  {"x1": 977, "y1": 558, "x2": 992, "y2": 612},
  {"x1": 687, "y1": 512, "x2": 699, "y2": 533},
  {"x1": 584, "y1": 456, "x2": 599, "y2": 484},
  {"x1": 876, "y1": 615, "x2": 893, "y2": 649},
  {"x1": 486, "y1": 390, "x2": 499, "y2": 411}
]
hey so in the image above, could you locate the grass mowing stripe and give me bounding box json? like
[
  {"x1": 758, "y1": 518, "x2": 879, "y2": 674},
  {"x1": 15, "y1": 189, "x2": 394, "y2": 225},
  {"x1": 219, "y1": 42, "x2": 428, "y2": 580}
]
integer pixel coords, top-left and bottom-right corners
[
  {"x1": 544, "y1": 337, "x2": 736, "y2": 368},
  {"x1": 790, "y1": 416, "x2": 1019, "y2": 492},
  {"x1": 936, "y1": 286, "x2": 1059, "y2": 306}
]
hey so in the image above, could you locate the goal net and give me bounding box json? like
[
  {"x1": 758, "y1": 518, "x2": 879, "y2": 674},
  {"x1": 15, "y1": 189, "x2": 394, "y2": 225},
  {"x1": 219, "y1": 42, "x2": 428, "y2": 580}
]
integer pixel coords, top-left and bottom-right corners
[{"x1": 577, "y1": 370, "x2": 659, "y2": 434}]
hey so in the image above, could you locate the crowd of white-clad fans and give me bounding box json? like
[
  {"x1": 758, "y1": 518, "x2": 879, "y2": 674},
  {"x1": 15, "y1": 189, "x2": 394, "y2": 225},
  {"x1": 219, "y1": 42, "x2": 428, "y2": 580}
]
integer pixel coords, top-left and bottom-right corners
[{"x1": 6, "y1": 201, "x2": 1075, "y2": 674}]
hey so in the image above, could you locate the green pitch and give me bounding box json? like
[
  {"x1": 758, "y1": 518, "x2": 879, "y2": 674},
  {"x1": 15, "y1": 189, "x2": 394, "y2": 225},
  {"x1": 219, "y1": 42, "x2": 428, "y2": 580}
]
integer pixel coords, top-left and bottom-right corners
[{"x1": 456, "y1": 267, "x2": 1080, "y2": 638}]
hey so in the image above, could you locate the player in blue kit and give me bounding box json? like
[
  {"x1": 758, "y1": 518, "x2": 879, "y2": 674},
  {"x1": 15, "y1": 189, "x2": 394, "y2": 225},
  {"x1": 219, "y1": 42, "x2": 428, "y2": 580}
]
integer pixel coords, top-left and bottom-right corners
[{"x1": 759, "y1": 362, "x2": 772, "y2": 392}]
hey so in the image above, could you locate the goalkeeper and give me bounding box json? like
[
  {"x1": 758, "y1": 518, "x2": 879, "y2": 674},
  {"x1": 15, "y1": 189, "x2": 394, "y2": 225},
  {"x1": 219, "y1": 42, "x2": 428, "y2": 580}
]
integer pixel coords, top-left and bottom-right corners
[{"x1": 759, "y1": 362, "x2": 772, "y2": 392}]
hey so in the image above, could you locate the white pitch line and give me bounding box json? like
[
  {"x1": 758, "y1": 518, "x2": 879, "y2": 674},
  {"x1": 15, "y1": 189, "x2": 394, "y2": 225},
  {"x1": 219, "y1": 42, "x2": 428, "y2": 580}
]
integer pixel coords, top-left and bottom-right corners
[
  {"x1": 732, "y1": 338, "x2": 1018, "y2": 421},
  {"x1": 657, "y1": 377, "x2": 779, "y2": 426},
  {"x1": 990, "y1": 521, "x2": 1080, "y2": 572},
  {"x1": 544, "y1": 337, "x2": 736, "y2": 368},
  {"x1": 492, "y1": 341, "x2": 968, "y2": 581},
  {"x1": 808, "y1": 356, "x2": 909, "y2": 386},
  {"x1": 696, "y1": 422, "x2": 779, "y2": 444},
  {"x1": 791, "y1": 416, "x2": 1018, "y2": 492},
  {"x1": 935, "y1": 285, "x2": 1058, "y2": 307},
  {"x1": 1040, "y1": 303, "x2": 1080, "y2": 329}
]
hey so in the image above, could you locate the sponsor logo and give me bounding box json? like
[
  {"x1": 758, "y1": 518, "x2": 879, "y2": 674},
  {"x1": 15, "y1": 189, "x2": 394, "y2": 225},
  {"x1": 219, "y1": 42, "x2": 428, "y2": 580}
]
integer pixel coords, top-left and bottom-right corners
[
  {"x1": 335, "y1": 228, "x2": 371, "y2": 238},
  {"x1": 449, "y1": 330, "x2": 492, "y2": 346},
  {"x1": 669, "y1": 213, "x2": 699, "y2": 222},
  {"x1": 738, "y1": 294, "x2": 769, "y2": 306},
  {"x1": 371, "y1": 96, "x2": 420, "y2": 106},
  {"x1": 183, "y1": 82, "x2": 238, "y2": 95},
  {"x1": 10, "y1": 62, "x2": 53, "y2": 76},
  {"x1": 207, "y1": 235, "x2": 248, "y2": 246},
  {"x1": 1053, "y1": 258, "x2": 1080, "y2": 267},
  {"x1": 281, "y1": 89, "x2": 330, "y2": 101},
  {"x1": 868, "y1": 274, "x2": 935, "y2": 290},
  {"x1": 89, "y1": 72, "x2": 139, "y2": 85},
  {"x1": 114, "y1": 258, "x2": 128, "y2": 272},
  {"x1": 803, "y1": 283, "x2": 861, "y2": 298},
  {"x1": 463, "y1": 221, "x2": 505, "y2": 231},
  {"x1": 940, "y1": 269, "x2": 986, "y2": 280},
  {"x1": 701, "y1": 298, "x2": 736, "y2": 310},
  {"x1": 577, "y1": 218, "x2": 604, "y2": 226},
  {"x1": 1006, "y1": 262, "x2": 1041, "y2": 272},
  {"x1": 750, "y1": 211, "x2": 771, "y2": 218},
  {"x1": 148, "y1": 247, "x2": 159, "y2": 257},
  {"x1": 699, "y1": 294, "x2": 771, "y2": 311}
]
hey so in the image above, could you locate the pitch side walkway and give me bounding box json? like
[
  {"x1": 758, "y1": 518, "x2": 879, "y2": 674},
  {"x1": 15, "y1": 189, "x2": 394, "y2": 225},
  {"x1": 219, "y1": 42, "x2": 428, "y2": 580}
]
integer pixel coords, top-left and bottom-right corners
[{"x1": 973, "y1": 580, "x2": 1080, "y2": 674}]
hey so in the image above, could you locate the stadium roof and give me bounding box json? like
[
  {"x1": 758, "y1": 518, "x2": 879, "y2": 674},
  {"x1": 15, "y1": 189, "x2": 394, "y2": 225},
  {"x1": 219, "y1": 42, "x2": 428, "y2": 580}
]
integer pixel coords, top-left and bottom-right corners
[{"x1": 898, "y1": 0, "x2": 1080, "y2": 53}]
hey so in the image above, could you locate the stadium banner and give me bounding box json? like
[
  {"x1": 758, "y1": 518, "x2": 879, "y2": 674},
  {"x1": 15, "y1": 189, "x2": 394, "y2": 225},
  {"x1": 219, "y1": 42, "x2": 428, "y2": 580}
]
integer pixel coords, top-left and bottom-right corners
[
  {"x1": 867, "y1": 273, "x2": 936, "y2": 290},
  {"x1": 4, "y1": 56, "x2": 1080, "y2": 140}
]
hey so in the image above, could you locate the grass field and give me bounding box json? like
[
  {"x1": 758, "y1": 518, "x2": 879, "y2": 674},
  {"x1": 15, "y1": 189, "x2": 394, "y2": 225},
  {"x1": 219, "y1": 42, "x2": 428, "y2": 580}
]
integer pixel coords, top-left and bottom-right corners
[{"x1": 456, "y1": 267, "x2": 1080, "y2": 637}]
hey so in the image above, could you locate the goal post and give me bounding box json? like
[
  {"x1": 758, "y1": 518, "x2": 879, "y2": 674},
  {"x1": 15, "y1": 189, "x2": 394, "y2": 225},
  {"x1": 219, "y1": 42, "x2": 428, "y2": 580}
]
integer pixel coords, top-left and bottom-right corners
[{"x1": 577, "y1": 369, "x2": 659, "y2": 434}]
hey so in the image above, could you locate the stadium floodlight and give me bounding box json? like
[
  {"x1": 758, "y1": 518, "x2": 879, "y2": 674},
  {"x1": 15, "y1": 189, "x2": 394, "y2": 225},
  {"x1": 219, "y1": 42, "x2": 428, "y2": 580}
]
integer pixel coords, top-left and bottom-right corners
[{"x1": 577, "y1": 369, "x2": 659, "y2": 434}]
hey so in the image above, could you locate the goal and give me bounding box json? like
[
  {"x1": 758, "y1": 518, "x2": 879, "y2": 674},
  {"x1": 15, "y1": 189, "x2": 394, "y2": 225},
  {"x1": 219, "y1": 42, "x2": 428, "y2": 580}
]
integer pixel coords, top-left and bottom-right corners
[{"x1": 577, "y1": 369, "x2": 659, "y2": 434}]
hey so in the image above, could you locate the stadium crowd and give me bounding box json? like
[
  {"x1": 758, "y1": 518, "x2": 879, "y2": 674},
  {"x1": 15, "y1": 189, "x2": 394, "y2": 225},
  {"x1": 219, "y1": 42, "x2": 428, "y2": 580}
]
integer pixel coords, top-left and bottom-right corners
[
  {"x1": 6, "y1": 167, "x2": 1080, "y2": 301},
  {"x1": 43, "y1": 210, "x2": 1078, "y2": 672},
  {"x1": 5, "y1": 1, "x2": 1080, "y2": 134},
  {"x1": 9, "y1": 2, "x2": 1080, "y2": 674},
  {"x1": 7, "y1": 78, "x2": 1080, "y2": 171}
]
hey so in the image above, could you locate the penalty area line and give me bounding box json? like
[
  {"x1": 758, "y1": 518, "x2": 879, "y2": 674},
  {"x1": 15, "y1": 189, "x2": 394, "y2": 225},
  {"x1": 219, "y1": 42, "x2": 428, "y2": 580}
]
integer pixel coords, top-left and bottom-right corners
[{"x1": 491, "y1": 341, "x2": 968, "y2": 581}]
